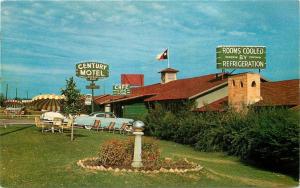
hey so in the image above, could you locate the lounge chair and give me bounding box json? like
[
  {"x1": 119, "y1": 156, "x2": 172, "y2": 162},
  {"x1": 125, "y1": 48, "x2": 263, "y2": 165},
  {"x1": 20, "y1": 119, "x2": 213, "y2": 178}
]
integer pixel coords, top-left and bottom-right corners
[
  {"x1": 115, "y1": 123, "x2": 127, "y2": 134},
  {"x1": 91, "y1": 120, "x2": 103, "y2": 132},
  {"x1": 123, "y1": 125, "x2": 133, "y2": 135},
  {"x1": 115, "y1": 123, "x2": 131, "y2": 135},
  {"x1": 107, "y1": 122, "x2": 116, "y2": 133},
  {"x1": 59, "y1": 117, "x2": 73, "y2": 133},
  {"x1": 34, "y1": 117, "x2": 51, "y2": 133}
]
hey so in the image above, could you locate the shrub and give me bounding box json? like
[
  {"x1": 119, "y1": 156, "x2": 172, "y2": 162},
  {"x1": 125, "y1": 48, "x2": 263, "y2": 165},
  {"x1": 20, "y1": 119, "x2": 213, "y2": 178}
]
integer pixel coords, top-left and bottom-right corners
[
  {"x1": 145, "y1": 104, "x2": 179, "y2": 140},
  {"x1": 241, "y1": 108, "x2": 299, "y2": 175},
  {"x1": 144, "y1": 104, "x2": 166, "y2": 136},
  {"x1": 98, "y1": 139, "x2": 132, "y2": 167},
  {"x1": 145, "y1": 103, "x2": 299, "y2": 177},
  {"x1": 205, "y1": 107, "x2": 299, "y2": 175},
  {"x1": 175, "y1": 113, "x2": 207, "y2": 146},
  {"x1": 140, "y1": 137, "x2": 161, "y2": 167},
  {"x1": 98, "y1": 138, "x2": 160, "y2": 168}
]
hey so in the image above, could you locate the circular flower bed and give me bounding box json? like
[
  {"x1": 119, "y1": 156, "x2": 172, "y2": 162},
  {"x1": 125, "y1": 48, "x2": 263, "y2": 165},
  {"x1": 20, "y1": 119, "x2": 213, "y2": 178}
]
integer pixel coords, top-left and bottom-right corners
[
  {"x1": 77, "y1": 157, "x2": 203, "y2": 173},
  {"x1": 77, "y1": 138, "x2": 203, "y2": 173}
]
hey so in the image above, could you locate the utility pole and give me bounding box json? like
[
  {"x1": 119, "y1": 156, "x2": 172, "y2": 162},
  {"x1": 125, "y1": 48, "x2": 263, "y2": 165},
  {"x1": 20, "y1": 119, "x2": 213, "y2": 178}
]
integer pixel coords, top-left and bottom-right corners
[
  {"x1": 91, "y1": 81, "x2": 94, "y2": 113},
  {"x1": 5, "y1": 84, "x2": 8, "y2": 100},
  {"x1": 26, "y1": 90, "x2": 29, "y2": 99},
  {"x1": 15, "y1": 88, "x2": 18, "y2": 100}
]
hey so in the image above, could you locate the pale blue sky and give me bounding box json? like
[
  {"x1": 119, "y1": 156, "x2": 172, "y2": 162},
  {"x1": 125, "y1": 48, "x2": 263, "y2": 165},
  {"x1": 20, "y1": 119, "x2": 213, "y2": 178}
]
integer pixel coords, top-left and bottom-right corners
[{"x1": 1, "y1": 0, "x2": 299, "y2": 99}]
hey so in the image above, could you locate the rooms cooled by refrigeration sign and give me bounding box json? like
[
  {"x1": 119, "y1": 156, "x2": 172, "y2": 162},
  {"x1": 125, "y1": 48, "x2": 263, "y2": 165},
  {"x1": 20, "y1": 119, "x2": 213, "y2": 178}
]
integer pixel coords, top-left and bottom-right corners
[{"x1": 216, "y1": 46, "x2": 266, "y2": 69}]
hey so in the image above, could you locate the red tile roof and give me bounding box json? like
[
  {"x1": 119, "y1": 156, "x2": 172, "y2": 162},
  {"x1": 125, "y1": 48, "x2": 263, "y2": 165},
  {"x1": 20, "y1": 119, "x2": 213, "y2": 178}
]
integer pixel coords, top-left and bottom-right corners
[
  {"x1": 130, "y1": 83, "x2": 161, "y2": 96},
  {"x1": 94, "y1": 73, "x2": 228, "y2": 105},
  {"x1": 94, "y1": 72, "x2": 299, "y2": 110},
  {"x1": 144, "y1": 74, "x2": 228, "y2": 101},
  {"x1": 94, "y1": 95, "x2": 128, "y2": 105},
  {"x1": 258, "y1": 79, "x2": 300, "y2": 106},
  {"x1": 195, "y1": 79, "x2": 300, "y2": 110}
]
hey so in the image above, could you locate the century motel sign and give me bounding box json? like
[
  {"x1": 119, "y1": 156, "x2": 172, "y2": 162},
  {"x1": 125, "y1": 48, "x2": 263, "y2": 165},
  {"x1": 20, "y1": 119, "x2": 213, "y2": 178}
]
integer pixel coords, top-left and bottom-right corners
[
  {"x1": 216, "y1": 46, "x2": 266, "y2": 69},
  {"x1": 76, "y1": 61, "x2": 109, "y2": 112}
]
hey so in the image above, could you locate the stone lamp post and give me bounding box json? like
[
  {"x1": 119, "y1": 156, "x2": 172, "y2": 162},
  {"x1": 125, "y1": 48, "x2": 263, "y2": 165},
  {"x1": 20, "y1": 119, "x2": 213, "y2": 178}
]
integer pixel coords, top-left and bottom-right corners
[{"x1": 131, "y1": 120, "x2": 145, "y2": 168}]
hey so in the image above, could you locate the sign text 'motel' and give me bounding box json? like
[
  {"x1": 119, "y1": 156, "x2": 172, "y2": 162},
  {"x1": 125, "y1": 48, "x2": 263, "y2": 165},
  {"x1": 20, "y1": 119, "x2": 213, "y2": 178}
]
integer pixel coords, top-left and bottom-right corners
[
  {"x1": 76, "y1": 62, "x2": 109, "y2": 81},
  {"x1": 216, "y1": 46, "x2": 266, "y2": 69}
]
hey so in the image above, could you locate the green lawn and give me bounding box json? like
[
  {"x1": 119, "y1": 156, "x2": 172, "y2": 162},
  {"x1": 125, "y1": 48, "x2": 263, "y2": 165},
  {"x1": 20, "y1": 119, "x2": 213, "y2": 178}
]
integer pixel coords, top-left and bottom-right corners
[{"x1": 0, "y1": 125, "x2": 297, "y2": 188}]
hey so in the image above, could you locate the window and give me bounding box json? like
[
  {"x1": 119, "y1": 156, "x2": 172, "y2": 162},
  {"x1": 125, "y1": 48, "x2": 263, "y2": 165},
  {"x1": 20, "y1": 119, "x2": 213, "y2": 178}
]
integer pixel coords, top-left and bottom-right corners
[
  {"x1": 251, "y1": 81, "x2": 256, "y2": 87},
  {"x1": 240, "y1": 81, "x2": 244, "y2": 88},
  {"x1": 96, "y1": 114, "x2": 105, "y2": 117},
  {"x1": 232, "y1": 80, "x2": 236, "y2": 87}
]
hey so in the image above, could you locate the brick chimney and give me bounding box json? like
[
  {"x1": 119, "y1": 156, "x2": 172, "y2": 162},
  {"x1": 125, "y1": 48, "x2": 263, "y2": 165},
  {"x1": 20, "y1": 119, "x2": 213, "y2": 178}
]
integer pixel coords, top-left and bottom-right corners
[
  {"x1": 228, "y1": 73, "x2": 262, "y2": 111},
  {"x1": 158, "y1": 68, "x2": 179, "y2": 84}
]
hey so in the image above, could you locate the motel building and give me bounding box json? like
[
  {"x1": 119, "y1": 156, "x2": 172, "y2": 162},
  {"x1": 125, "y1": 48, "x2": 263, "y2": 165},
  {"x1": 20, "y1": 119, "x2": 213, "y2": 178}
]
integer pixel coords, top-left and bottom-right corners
[{"x1": 94, "y1": 68, "x2": 300, "y2": 118}]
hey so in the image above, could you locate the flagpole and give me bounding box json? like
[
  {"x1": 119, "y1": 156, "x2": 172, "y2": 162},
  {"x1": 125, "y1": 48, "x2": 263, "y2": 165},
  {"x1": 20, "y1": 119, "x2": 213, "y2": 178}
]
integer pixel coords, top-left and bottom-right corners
[{"x1": 167, "y1": 47, "x2": 170, "y2": 68}]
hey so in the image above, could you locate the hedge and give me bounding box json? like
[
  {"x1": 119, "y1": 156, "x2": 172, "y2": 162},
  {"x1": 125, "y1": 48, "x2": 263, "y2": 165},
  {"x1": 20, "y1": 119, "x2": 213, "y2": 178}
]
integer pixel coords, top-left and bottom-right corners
[{"x1": 144, "y1": 104, "x2": 299, "y2": 177}]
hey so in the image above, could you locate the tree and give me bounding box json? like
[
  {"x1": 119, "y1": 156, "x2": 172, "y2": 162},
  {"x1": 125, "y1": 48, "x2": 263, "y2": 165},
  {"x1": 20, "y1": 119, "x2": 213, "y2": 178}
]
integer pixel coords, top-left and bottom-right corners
[{"x1": 61, "y1": 77, "x2": 85, "y2": 141}]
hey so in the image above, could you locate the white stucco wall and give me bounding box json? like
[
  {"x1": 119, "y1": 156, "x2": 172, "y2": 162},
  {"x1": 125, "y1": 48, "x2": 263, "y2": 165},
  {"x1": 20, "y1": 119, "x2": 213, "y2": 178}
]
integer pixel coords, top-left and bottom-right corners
[{"x1": 195, "y1": 86, "x2": 228, "y2": 108}]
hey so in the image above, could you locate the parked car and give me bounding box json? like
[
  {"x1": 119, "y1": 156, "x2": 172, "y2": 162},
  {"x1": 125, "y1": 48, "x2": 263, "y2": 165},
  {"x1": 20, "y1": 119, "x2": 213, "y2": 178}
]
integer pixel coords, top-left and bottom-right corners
[{"x1": 74, "y1": 112, "x2": 134, "y2": 129}]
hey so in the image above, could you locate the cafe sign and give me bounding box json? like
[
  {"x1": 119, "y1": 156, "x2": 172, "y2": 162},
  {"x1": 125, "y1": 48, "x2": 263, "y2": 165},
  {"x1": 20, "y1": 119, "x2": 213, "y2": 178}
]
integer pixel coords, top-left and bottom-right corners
[
  {"x1": 113, "y1": 84, "x2": 131, "y2": 95},
  {"x1": 76, "y1": 62, "x2": 109, "y2": 81},
  {"x1": 216, "y1": 46, "x2": 266, "y2": 69}
]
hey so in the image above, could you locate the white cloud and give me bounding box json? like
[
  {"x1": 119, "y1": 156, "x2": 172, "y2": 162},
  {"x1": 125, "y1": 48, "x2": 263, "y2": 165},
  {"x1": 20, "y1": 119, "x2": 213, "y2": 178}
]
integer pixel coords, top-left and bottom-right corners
[
  {"x1": 228, "y1": 31, "x2": 256, "y2": 37},
  {"x1": 151, "y1": 3, "x2": 165, "y2": 10},
  {"x1": 22, "y1": 9, "x2": 35, "y2": 15},
  {"x1": 105, "y1": 15, "x2": 121, "y2": 23},
  {"x1": 2, "y1": 9, "x2": 10, "y2": 16},
  {"x1": 32, "y1": 2, "x2": 43, "y2": 9},
  {"x1": 196, "y1": 4, "x2": 222, "y2": 18},
  {"x1": 122, "y1": 4, "x2": 140, "y2": 14},
  {"x1": 78, "y1": 10, "x2": 97, "y2": 23},
  {"x1": 44, "y1": 9, "x2": 56, "y2": 17},
  {"x1": 2, "y1": 64, "x2": 72, "y2": 75},
  {"x1": 5, "y1": 48, "x2": 71, "y2": 60}
]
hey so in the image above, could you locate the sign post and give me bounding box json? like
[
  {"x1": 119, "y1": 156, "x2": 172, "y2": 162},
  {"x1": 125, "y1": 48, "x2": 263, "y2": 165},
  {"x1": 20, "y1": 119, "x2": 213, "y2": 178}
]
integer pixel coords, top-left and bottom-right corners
[
  {"x1": 85, "y1": 81, "x2": 101, "y2": 112},
  {"x1": 76, "y1": 61, "x2": 109, "y2": 113},
  {"x1": 216, "y1": 46, "x2": 266, "y2": 69}
]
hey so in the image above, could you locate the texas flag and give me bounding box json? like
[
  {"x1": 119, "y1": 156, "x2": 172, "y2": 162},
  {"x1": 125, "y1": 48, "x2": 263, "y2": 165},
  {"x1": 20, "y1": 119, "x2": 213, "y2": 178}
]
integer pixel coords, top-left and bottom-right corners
[{"x1": 156, "y1": 49, "x2": 168, "y2": 60}]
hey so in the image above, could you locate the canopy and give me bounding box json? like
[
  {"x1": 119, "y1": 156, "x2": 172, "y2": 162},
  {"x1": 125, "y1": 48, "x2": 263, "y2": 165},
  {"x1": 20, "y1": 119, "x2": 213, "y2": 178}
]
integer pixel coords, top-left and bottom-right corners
[{"x1": 32, "y1": 94, "x2": 66, "y2": 112}]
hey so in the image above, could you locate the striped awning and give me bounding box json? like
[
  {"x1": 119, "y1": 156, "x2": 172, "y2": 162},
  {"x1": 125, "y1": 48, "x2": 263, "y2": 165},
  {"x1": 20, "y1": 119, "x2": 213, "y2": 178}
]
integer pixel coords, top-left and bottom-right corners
[
  {"x1": 32, "y1": 94, "x2": 66, "y2": 112},
  {"x1": 32, "y1": 94, "x2": 66, "y2": 101}
]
